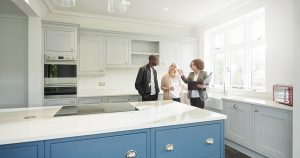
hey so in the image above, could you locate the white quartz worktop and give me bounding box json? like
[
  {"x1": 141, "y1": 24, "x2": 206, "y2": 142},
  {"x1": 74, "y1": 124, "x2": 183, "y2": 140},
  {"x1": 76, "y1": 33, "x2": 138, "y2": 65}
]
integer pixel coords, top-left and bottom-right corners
[
  {"x1": 0, "y1": 101, "x2": 226, "y2": 145},
  {"x1": 208, "y1": 93, "x2": 293, "y2": 111}
]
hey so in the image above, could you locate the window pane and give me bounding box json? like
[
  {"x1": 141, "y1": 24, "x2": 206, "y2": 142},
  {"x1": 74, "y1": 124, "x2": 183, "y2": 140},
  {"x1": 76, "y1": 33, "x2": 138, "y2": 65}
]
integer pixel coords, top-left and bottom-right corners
[
  {"x1": 214, "y1": 53, "x2": 225, "y2": 85},
  {"x1": 230, "y1": 25, "x2": 245, "y2": 44},
  {"x1": 251, "y1": 45, "x2": 265, "y2": 88},
  {"x1": 214, "y1": 32, "x2": 225, "y2": 49},
  {"x1": 230, "y1": 49, "x2": 247, "y2": 88},
  {"x1": 251, "y1": 17, "x2": 265, "y2": 40}
]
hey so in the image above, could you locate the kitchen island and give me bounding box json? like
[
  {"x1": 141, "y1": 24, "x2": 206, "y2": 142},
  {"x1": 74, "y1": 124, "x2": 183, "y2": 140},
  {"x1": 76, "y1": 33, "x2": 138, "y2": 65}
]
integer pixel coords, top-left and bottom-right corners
[{"x1": 0, "y1": 100, "x2": 226, "y2": 158}]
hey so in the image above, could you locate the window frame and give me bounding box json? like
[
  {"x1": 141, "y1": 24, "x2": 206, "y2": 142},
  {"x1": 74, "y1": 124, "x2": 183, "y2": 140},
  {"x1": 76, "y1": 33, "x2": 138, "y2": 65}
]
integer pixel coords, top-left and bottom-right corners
[{"x1": 205, "y1": 8, "x2": 266, "y2": 91}]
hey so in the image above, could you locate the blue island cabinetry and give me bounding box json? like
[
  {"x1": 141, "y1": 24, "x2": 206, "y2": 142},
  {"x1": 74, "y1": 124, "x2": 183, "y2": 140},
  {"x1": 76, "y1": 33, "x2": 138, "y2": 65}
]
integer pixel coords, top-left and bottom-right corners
[{"x1": 0, "y1": 120, "x2": 224, "y2": 158}]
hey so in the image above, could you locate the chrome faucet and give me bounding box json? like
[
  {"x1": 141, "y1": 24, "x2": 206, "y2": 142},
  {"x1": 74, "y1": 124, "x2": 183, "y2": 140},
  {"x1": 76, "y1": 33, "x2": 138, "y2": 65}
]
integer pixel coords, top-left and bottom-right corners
[{"x1": 222, "y1": 80, "x2": 228, "y2": 96}]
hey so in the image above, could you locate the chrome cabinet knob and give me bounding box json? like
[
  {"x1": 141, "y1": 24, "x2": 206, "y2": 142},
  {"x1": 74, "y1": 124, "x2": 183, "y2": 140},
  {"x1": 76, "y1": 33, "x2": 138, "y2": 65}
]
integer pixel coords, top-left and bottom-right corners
[
  {"x1": 233, "y1": 104, "x2": 238, "y2": 108},
  {"x1": 206, "y1": 138, "x2": 214, "y2": 144},
  {"x1": 165, "y1": 144, "x2": 174, "y2": 151},
  {"x1": 126, "y1": 150, "x2": 137, "y2": 158}
]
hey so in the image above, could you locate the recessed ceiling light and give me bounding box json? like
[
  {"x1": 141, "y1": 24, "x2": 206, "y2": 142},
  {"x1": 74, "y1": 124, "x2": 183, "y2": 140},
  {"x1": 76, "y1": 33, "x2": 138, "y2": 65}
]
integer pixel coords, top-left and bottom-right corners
[{"x1": 162, "y1": 8, "x2": 169, "y2": 11}]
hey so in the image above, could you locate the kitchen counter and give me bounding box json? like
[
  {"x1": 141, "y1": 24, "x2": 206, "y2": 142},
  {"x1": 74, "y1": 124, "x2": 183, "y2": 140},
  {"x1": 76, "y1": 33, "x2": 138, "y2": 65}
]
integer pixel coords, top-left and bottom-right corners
[
  {"x1": 0, "y1": 100, "x2": 226, "y2": 145},
  {"x1": 208, "y1": 92, "x2": 293, "y2": 111}
]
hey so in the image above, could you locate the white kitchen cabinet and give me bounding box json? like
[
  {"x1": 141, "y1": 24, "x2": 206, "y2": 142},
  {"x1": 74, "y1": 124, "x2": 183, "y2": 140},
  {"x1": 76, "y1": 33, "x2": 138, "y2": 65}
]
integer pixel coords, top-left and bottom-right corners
[
  {"x1": 78, "y1": 97, "x2": 107, "y2": 105},
  {"x1": 44, "y1": 98, "x2": 77, "y2": 107},
  {"x1": 223, "y1": 100, "x2": 254, "y2": 149},
  {"x1": 160, "y1": 42, "x2": 180, "y2": 68},
  {"x1": 254, "y1": 106, "x2": 292, "y2": 158},
  {"x1": 107, "y1": 96, "x2": 142, "y2": 103},
  {"x1": 160, "y1": 42, "x2": 196, "y2": 72},
  {"x1": 44, "y1": 26, "x2": 77, "y2": 56},
  {"x1": 79, "y1": 35, "x2": 106, "y2": 75},
  {"x1": 106, "y1": 37, "x2": 130, "y2": 67},
  {"x1": 178, "y1": 43, "x2": 196, "y2": 73}
]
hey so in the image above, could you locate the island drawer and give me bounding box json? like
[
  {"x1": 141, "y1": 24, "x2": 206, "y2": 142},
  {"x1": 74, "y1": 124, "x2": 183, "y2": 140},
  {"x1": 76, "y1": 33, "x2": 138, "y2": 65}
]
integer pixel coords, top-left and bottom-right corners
[
  {"x1": 0, "y1": 141, "x2": 44, "y2": 158},
  {"x1": 45, "y1": 130, "x2": 149, "y2": 158},
  {"x1": 154, "y1": 123, "x2": 222, "y2": 158}
]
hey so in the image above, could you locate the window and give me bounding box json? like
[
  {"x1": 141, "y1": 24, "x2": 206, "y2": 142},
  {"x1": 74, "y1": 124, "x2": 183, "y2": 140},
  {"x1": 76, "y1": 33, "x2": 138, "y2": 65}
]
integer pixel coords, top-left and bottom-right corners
[{"x1": 205, "y1": 8, "x2": 265, "y2": 91}]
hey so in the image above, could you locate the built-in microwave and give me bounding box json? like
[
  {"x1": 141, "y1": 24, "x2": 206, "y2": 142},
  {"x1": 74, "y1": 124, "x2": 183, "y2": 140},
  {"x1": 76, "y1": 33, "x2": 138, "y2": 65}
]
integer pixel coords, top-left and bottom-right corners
[{"x1": 44, "y1": 55, "x2": 77, "y2": 87}]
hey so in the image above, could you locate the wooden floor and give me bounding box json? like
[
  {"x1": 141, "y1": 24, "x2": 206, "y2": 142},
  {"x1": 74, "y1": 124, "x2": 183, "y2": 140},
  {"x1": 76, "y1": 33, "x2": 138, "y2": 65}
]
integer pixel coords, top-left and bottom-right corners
[{"x1": 225, "y1": 145, "x2": 251, "y2": 158}]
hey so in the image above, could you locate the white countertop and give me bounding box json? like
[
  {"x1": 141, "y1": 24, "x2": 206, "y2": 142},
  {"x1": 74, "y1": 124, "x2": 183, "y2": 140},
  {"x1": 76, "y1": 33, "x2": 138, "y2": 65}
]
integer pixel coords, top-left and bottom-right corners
[
  {"x1": 208, "y1": 93, "x2": 293, "y2": 111},
  {"x1": 0, "y1": 101, "x2": 226, "y2": 145}
]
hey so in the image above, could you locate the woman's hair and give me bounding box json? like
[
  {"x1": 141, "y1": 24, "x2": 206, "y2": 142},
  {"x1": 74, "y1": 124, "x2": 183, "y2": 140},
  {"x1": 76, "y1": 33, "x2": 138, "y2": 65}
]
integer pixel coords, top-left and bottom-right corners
[
  {"x1": 190, "y1": 59, "x2": 204, "y2": 70},
  {"x1": 168, "y1": 63, "x2": 177, "y2": 74}
]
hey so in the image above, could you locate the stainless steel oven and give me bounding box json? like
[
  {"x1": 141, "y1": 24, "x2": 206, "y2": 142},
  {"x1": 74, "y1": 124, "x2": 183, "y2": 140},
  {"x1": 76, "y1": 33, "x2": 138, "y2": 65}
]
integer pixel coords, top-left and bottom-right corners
[{"x1": 44, "y1": 55, "x2": 77, "y2": 98}]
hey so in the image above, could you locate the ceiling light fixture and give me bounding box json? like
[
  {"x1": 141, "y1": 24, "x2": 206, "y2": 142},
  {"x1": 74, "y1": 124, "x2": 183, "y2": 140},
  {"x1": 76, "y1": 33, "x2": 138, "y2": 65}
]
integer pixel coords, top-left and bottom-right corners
[
  {"x1": 52, "y1": 0, "x2": 75, "y2": 7},
  {"x1": 162, "y1": 8, "x2": 169, "y2": 11},
  {"x1": 108, "y1": 0, "x2": 130, "y2": 14}
]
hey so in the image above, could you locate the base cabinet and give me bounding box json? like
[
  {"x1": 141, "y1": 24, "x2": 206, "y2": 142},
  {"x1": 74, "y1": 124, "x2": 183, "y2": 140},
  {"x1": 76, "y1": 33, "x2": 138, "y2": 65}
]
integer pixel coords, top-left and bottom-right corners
[
  {"x1": 45, "y1": 130, "x2": 149, "y2": 158},
  {"x1": 153, "y1": 123, "x2": 223, "y2": 158},
  {"x1": 0, "y1": 121, "x2": 224, "y2": 158},
  {"x1": 254, "y1": 106, "x2": 293, "y2": 158},
  {"x1": 223, "y1": 100, "x2": 293, "y2": 158},
  {"x1": 223, "y1": 100, "x2": 254, "y2": 149},
  {"x1": 0, "y1": 141, "x2": 44, "y2": 158}
]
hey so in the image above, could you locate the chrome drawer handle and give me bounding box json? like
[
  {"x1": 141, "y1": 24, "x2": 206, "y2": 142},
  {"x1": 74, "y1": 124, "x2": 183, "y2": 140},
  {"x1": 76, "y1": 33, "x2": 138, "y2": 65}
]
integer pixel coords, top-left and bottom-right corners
[
  {"x1": 254, "y1": 109, "x2": 259, "y2": 112},
  {"x1": 165, "y1": 144, "x2": 174, "y2": 151},
  {"x1": 206, "y1": 138, "x2": 214, "y2": 144},
  {"x1": 126, "y1": 150, "x2": 137, "y2": 158},
  {"x1": 233, "y1": 104, "x2": 238, "y2": 108}
]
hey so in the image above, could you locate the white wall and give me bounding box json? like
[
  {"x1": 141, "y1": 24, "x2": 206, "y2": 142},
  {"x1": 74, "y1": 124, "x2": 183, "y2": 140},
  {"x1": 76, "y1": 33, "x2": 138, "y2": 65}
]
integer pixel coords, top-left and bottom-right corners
[
  {"x1": 27, "y1": 17, "x2": 43, "y2": 107},
  {"x1": 78, "y1": 67, "x2": 166, "y2": 95},
  {"x1": 0, "y1": 15, "x2": 28, "y2": 108},
  {"x1": 293, "y1": 0, "x2": 300, "y2": 156},
  {"x1": 194, "y1": 0, "x2": 294, "y2": 99}
]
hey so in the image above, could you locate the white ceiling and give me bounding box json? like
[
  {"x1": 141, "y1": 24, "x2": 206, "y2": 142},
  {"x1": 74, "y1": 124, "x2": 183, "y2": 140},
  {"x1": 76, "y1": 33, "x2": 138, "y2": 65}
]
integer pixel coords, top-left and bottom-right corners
[{"x1": 44, "y1": 0, "x2": 246, "y2": 26}]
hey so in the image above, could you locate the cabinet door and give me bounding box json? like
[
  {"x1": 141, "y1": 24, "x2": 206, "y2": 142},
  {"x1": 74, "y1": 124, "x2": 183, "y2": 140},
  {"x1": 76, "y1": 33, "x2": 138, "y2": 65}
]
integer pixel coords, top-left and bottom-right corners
[
  {"x1": 160, "y1": 42, "x2": 180, "y2": 68},
  {"x1": 107, "y1": 96, "x2": 142, "y2": 103},
  {"x1": 45, "y1": 131, "x2": 148, "y2": 158},
  {"x1": 78, "y1": 97, "x2": 107, "y2": 105},
  {"x1": 254, "y1": 106, "x2": 292, "y2": 158},
  {"x1": 154, "y1": 123, "x2": 222, "y2": 158},
  {"x1": 45, "y1": 29, "x2": 76, "y2": 54},
  {"x1": 178, "y1": 43, "x2": 196, "y2": 74},
  {"x1": 45, "y1": 99, "x2": 77, "y2": 107},
  {"x1": 0, "y1": 141, "x2": 44, "y2": 158},
  {"x1": 223, "y1": 100, "x2": 254, "y2": 149},
  {"x1": 79, "y1": 35, "x2": 106, "y2": 75},
  {"x1": 106, "y1": 37, "x2": 130, "y2": 66}
]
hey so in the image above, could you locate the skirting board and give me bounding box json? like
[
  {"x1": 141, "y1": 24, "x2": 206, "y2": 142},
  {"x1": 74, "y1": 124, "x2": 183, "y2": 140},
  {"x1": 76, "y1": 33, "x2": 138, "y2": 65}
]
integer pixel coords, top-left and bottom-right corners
[{"x1": 225, "y1": 139, "x2": 267, "y2": 158}]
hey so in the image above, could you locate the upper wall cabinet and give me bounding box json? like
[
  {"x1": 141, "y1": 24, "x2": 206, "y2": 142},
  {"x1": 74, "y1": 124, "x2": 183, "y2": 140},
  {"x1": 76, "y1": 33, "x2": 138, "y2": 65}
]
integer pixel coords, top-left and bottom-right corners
[
  {"x1": 79, "y1": 35, "x2": 106, "y2": 75},
  {"x1": 106, "y1": 37, "x2": 130, "y2": 67},
  {"x1": 43, "y1": 22, "x2": 78, "y2": 56},
  {"x1": 131, "y1": 40, "x2": 160, "y2": 67},
  {"x1": 160, "y1": 41, "x2": 197, "y2": 73}
]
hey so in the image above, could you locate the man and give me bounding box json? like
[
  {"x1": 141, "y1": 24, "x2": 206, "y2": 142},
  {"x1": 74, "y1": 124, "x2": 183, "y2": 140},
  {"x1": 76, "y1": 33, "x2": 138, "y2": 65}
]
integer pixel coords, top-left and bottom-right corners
[{"x1": 135, "y1": 55, "x2": 160, "y2": 101}]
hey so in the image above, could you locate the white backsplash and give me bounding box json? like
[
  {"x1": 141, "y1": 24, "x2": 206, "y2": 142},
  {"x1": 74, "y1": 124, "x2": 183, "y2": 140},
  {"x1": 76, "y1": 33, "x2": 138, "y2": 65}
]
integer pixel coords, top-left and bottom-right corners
[{"x1": 78, "y1": 66, "x2": 167, "y2": 94}]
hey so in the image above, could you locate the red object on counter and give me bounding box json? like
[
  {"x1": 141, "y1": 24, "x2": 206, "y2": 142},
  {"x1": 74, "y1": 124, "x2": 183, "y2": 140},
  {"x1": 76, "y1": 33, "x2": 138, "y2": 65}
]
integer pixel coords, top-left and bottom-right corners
[{"x1": 273, "y1": 84, "x2": 293, "y2": 106}]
